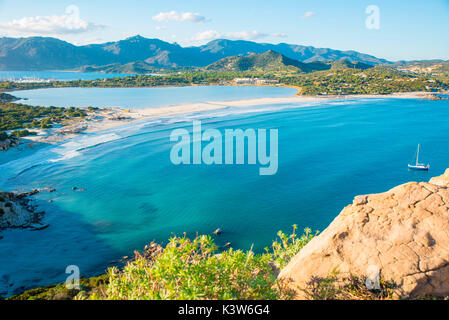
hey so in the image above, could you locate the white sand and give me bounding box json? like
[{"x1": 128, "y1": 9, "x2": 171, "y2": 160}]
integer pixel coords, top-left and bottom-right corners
[{"x1": 21, "y1": 91, "x2": 434, "y2": 146}]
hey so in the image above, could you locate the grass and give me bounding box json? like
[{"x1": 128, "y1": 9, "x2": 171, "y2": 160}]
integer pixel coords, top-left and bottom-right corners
[{"x1": 301, "y1": 268, "x2": 397, "y2": 300}]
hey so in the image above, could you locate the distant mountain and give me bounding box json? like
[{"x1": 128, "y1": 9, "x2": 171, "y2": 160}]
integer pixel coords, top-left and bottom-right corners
[
  {"x1": 0, "y1": 35, "x2": 389, "y2": 71},
  {"x1": 206, "y1": 51, "x2": 374, "y2": 73},
  {"x1": 198, "y1": 39, "x2": 389, "y2": 65}
]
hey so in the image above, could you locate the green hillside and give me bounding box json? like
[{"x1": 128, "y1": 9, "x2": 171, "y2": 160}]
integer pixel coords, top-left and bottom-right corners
[
  {"x1": 205, "y1": 50, "x2": 313, "y2": 73},
  {"x1": 205, "y1": 51, "x2": 373, "y2": 75}
]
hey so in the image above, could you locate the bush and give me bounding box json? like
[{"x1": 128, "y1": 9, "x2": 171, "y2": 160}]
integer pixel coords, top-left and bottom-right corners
[
  {"x1": 0, "y1": 208, "x2": 4, "y2": 215},
  {"x1": 12, "y1": 130, "x2": 37, "y2": 138},
  {"x1": 5, "y1": 202, "x2": 12, "y2": 208},
  {"x1": 88, "y1": 227, "x2": 315, "y2": 300},
  {"x1": 0, "y1": 131, "x2": 8, "y2": 141},
  {"x1": 40, "y1": 119, "x2": 53, "y2": 129},
  {"x1": 269, "y1": 225, "x2": 316, "y2": 269}
]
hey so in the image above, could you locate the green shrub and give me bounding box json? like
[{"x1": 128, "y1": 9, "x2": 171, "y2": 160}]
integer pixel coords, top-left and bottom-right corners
[
  {"x1": 5, "y1": 202, "x2": 12, "y2": 208},
  {"x1": 269, "y1": 225, "x2": 317, "y2": 269},
  {"x1": 0, "y1": 131, "x2": 8, "y2": 141},
  {"x1": 89, "y1": 227, "x2": 315, "y2": 300},
  {"x1": 40, "y1": 119, "x2": 53, "y2": 129},
  {"x1": 0, "y1": 208, "x2": 4, "y2": 215},
  {"x1": 12, "y1": 130, "x2": 37, "y2": 138}
]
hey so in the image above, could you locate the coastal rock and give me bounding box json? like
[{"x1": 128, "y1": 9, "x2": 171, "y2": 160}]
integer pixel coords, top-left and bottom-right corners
[
  {"x1": 279, "y1": 170, "x2": 449, "y2": 299},
  {"x1": 0, "y1": 138, "x2": 18, "y2": 151},
  {"x1": 429, "y1": 168, "x2": 449, "y2": 187},
  {"x1": 0, "y1": 191, "x2": 45, "y2": 230}
]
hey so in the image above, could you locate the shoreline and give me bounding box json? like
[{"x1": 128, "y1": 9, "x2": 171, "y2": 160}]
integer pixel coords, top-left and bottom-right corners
[{"x1": 12, "y1": 90, "x2": 439, "y2": 147}]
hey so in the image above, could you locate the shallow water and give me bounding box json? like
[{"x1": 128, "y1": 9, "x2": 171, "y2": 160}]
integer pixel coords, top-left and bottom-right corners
[
  {"x1": 10, "y1": 86, "x2": 298, "y2": 109},
  {"x1": 1, "y1": 94, "x2": 448, "y2": 296}
]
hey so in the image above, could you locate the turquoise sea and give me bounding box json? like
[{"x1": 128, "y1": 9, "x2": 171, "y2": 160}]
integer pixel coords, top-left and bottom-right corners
[{"x1": 0, "y1": 87, "x2": 448, "y2": 296}]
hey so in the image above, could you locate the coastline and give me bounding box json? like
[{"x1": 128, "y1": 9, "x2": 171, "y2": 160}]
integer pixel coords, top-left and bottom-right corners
[{"x1": 12, "y1": 90, "x2": 437, "y2": 147}]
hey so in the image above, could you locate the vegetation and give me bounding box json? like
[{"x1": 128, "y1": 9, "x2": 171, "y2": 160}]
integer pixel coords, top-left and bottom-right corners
[
  {"x1": 0, "y1": 131, "x2": 8, "y2": 141},
  {"x1": 0, "y1": 102, "x2": 87, "y2": 131},
  {"x1": 282, "y1": 66, "x2": 442, "y2": 95},
  {"x1": 0, "y1": 93, "x2": 19, "y2": 103},
  {"x1": 12, "y1": 129, "x2": 37, "y2": 138},
  {"x1": 1, "y1": 64, "x2": 446, "y2": 97},
  {"x1": 5, "y1": 226, "x2": 448, "y2": 300},
  {"x1": 7, "y1": 275, "x2": 108, "y2": 300},
  {"x1": 301, "y1": 268, "x2": 397, "y2": 300},
  {"x1": 205, "y1": 51, "x2": 373, "y2": 75},
  {"x1": 7, "y1": 227, "x2": 316, "y2": 300}
]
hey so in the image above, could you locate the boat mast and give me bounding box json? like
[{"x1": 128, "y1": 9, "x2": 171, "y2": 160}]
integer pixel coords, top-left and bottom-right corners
[{"x1": 416, "y1": 144, "x2": 420, "y2": 166}]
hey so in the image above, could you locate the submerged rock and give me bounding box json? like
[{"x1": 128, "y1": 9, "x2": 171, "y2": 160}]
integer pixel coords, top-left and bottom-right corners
[
  {"x1": 279, "y1": 169, "x2": 449, "y2": 299},
  {"x1": 213, "y1": 228, "x2": 222, "y2": 235}
]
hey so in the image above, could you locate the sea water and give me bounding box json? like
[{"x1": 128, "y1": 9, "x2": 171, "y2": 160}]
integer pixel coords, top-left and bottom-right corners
[
  {"x1": 10, "y1": 86, "x2": 298, "y2": 109},
  {"x1": 0, "y1": 92, "x2": 449, "y2": 296}
]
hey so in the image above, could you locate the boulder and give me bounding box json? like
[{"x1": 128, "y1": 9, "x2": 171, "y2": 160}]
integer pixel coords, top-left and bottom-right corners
[
  {"x1": 279, "y1": 171, "x2": 449, "y2": 299},
  {"x1": 429, "y1": 168, "x2": 449, "y2": 187}
]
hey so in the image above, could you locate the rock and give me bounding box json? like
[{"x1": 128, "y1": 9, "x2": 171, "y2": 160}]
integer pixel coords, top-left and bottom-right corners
[
  {"x1": 213, "y1": 228, "x2": 222, "y2": 235},
  {"x1": 279, "y1": 170, "x2": 449, "y2": 299},
  {"x1": 72, "y1": 187, "x2": 78, "y2": 191},
  {"x1": 0, "y1": 191, "x2": 45, "y2": 230},
  {"x1": 30, "y1": 224, "x2": 49, "y2": 231},
  {"x1": 429, "y1": 168, "x2": 449, "y2": 187}
]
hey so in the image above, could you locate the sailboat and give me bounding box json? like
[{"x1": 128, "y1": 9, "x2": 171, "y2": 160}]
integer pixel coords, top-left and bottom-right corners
[{"x1": 408, "y1": 144, "x2": 430, "y2": 171}]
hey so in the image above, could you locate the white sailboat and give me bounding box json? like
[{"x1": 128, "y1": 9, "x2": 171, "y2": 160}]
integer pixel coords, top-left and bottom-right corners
[{"x1": 408, "y1": 144, "x2": 430, "y2": 171}]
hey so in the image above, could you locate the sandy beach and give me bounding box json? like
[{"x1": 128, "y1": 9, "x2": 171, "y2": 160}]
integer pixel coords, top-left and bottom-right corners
[{"x1": 20, "y1": 91, "x2": 436, "y2": 146}]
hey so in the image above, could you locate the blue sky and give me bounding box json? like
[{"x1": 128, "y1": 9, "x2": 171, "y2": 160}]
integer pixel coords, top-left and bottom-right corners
[{"x1": 0, "y1": 0, "x2": 447, "y2": 61}]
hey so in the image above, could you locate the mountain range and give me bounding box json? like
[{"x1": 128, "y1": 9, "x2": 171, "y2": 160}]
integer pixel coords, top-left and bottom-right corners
[
  {"x1": 205, "y1": 50, "x2": 373, "y2": 73},
  {"x1": 0, "y1": 35, "x2": 390, "y2": 71}
]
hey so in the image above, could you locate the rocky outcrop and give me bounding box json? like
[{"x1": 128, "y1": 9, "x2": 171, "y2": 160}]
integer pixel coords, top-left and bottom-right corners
[
  {"x1": 279, "y1": 169, "x2": 449, "y2": 299},
  {"x1": 0, "y1": 137, "x2": 18, "y2": 151},
  {"x1": 0, "y1": 191, "x2": 46, "y2": 230}
]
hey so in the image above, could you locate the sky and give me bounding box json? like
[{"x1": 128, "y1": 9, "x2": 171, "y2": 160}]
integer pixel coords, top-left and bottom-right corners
[{"x1": 0, "y1": 0, "x2": 447, "y2": 61}]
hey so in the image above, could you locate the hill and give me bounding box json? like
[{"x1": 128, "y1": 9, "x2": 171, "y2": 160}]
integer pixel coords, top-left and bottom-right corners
[
  {"x1": 0, "y1": 35, "x2": 389, "y2": 71},
  {"x1": 204, "y1": 50, "x2": 316, "y2": 73},
  {"x1": 205, "y1": 51, "x2": 374, "y2": 74}
]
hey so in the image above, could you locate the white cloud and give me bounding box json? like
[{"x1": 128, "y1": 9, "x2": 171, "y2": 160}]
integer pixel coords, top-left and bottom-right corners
[
  {"x1": 152, "y1": 11, "x2": 207, "y2": 23},
  {"x1": 191, "y1": 30, "x2": 288, "y2": 42},
  {"x1": 155, "y1": 26, "x2": 167, "y2": 30},
  {"x1": 191, "y1": 30, "x2": 269, "y2": 42},
  {"x1": 0, "y1": 5, "x2": 104, "y2": 36},
  {"x1": 302, "y1": 11, "x2": 315, "y2": 19},
  {"x1": 272, "y1": 32, "x2": 288, "y2": 38}
]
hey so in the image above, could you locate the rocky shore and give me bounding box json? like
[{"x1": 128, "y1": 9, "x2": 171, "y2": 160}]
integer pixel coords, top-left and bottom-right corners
[
  {"x1": 279, "y1": 168, "x2": 449, "y2": 299},
  {"x1": 0, "y1": 136, "x2": 18, "y2": 151},
  {"x1": 0, "y1": 190, "x2": 47, "y2": 231}
]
